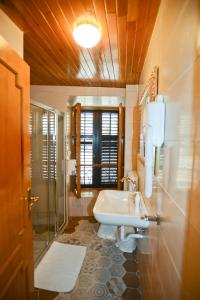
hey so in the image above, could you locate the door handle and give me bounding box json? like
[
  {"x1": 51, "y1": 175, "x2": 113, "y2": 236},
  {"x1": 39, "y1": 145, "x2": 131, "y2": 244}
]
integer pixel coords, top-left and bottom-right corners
[{"x1": 27, "y1": 188, "x2": 39, "y2": 213}]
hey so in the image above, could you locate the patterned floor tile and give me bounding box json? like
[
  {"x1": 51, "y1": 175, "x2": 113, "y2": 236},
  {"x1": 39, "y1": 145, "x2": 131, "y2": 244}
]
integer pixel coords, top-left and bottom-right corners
[
  {"x1": 123, "y1": 272, "x2": 140, "y2": 288},
  {"x1": 87, "y1": 250, "x2": 101, "y2": 261},
  {"x1": 90, "y1": 241, "x2": 103, "y2": 251},
  {"x1": 106, "y1": 277, "x2": 126, "y2": 296},
  {"x1": 78, "y1": 274, "x2": 94, "y2": 288},
  {"x1": 122, "y1": 288, "x2": 142, "y2": 300},
  {"x1": 94, "y1": 268, "x2": 111, "y2": 283},
  {"x1": 110, "y1": 264, "x2": 126, "y2": 277},
  {"x1": 100, "y1": 246, "x2": 113, "y2": 257},
  {"x1": 102, "y1": 240, "x2": 114, "y2": 248},
  {"x1": 123, "y1": 260, "x2": 138, "y2": 272},
  {"x1": 88, "y1": 283, "x2": 110, "y2": 300},
  {"x1": 82, "y1": 260, "x2": 98, "y2": 274},
  {"x1": 97, "y1": 256, "x2": 112, "y2": 268},
  {"x1": 111, "y1": 254, "x2": 126, "y2": 264},
  {"x1": 54, "y1": 220, "x2": 141, "y2": 299},
  {"x1": 71, "y1": 288, "x2": 90, "y2": 300}
]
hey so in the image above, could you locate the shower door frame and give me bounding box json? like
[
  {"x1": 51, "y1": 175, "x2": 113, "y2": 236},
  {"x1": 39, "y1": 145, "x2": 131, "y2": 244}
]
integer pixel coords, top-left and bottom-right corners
[{"x1": 55, "y1": 110, "x2": 66, "y2": 232}]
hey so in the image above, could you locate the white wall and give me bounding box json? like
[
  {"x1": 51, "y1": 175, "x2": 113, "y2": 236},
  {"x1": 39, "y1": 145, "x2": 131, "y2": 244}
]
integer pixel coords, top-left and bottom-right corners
[
  {"x1": 137, "y1": 0, "x2": 200, "y2": 299},
  {"x1": 30, "y1": 85, "x2": 125, "y2": 111},
  {"x1": 31, "y1": 84, "x2": 138, "y2": 182},
  {"x1": 0, "y1": 9, "x2": 23, "y2": 58}
]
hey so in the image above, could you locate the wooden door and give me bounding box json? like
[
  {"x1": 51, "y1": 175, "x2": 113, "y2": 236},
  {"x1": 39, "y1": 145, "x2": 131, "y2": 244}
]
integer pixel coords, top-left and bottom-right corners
[{"x1": 0, "y1": 36, "x2": 33, "y2": 299}]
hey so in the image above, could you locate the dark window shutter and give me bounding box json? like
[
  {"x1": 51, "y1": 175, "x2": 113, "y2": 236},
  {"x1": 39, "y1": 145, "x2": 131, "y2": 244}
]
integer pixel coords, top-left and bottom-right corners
[{"x1": 80, "y1": 110, "x2": 118, "y2": 188}]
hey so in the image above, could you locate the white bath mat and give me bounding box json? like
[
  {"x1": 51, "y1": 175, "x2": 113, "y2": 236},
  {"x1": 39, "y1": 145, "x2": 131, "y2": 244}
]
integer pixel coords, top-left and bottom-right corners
[{"x1": 34, "y1": 241, "x2": 86, "y2": 292}]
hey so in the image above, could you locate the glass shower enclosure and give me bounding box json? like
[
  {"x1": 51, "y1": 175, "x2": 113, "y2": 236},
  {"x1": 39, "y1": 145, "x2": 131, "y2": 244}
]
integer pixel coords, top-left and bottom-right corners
[{"x1": 30, "y1": 102, "x2": 66, "y2": 263}]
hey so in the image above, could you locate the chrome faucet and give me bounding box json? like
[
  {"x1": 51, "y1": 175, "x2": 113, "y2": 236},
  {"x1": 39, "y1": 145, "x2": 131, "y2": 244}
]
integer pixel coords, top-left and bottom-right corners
[{"x1": 121, "y1": 176, "x2": 137, "y2": 191}]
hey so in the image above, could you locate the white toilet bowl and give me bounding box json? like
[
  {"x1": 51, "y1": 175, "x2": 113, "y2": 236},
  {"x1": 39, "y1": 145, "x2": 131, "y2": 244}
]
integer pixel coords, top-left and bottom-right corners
[{"x1": 97, "y1": 224, "x2": 117, "y2": 240}]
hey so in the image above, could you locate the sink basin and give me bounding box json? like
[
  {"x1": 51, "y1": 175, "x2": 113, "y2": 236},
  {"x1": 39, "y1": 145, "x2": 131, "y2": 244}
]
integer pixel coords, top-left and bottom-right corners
[{"x1": 93, "y1": 190, "x2": 149, "y2": 228}]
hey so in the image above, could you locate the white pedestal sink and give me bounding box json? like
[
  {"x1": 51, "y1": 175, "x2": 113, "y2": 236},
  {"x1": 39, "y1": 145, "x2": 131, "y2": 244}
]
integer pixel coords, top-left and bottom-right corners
[
  {"x1": 93, "y1": 190, "x2": 149, "y2": 228},
  {"x1": 93, "y1": 190, "x2": 149, "y2": 252}
]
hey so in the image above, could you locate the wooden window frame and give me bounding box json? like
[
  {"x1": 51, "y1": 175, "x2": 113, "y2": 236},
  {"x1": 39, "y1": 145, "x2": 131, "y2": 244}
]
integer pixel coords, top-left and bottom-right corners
[{"x1": 71, "y1": 104, "x2": 125, "y2": 197}]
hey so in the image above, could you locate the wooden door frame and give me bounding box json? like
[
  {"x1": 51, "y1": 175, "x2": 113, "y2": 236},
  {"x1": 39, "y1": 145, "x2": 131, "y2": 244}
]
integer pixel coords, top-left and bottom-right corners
[
  {"x1": 71, "y1": 103, "x2": 81, "y2": 198},
  {"x1": 117, "y1": 104, "x2": 125, "y2": 189}
]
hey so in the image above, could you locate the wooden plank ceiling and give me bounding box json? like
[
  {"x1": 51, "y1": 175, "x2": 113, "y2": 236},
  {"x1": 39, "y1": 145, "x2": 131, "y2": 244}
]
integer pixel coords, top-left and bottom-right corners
[{"x1": 0, "y1": 0, "x2": 160, "y2": 87}]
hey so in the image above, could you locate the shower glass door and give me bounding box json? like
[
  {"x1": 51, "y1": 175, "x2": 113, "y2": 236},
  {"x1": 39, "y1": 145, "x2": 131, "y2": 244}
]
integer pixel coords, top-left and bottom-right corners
[
  {"x1": 56, "y1": 113, "x2": 65, "y2": 230},
  {"x1": 30, "y1": 105, "x2": 51, "y2": 262},
  {"x1": 30, "y1": 104, "x2": 65, "y2": 263}
]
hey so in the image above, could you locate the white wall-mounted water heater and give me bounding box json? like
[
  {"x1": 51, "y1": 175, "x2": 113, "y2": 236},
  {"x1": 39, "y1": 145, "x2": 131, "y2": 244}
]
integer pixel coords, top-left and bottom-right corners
[{"x1": 145, "y1": 96, "x2": 165, "y2": 198}]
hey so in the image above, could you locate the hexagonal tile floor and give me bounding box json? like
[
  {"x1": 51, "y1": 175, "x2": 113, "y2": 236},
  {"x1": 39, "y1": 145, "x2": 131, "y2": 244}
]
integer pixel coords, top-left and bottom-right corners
[{"x1": 55, "y1": 220, "x2": 141, "y2": 299}]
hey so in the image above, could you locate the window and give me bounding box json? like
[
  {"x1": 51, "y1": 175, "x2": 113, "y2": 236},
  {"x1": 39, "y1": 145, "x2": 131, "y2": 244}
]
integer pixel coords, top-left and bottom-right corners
[
  {"x1": 42, "y1": 111, "x2": 48, "y2": 179},
  {"x1": 42, "y1": 111, "x2": 56, "y2": 180},
  {"x1": 80, "y1": 112, "x2": 93, "y2": 185},
  {"x1": 80, "y1": 110, "x2": 118, "y2": 188},
  {"x1": 30, "y1": 108, "x2": 56, "y2": 180}
]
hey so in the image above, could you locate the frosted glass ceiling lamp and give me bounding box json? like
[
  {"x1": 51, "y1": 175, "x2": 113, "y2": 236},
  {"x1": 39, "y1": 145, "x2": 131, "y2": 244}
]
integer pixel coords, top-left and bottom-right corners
[{"x1": 73, "y1": 23, "x2": 101, "y2": 48}]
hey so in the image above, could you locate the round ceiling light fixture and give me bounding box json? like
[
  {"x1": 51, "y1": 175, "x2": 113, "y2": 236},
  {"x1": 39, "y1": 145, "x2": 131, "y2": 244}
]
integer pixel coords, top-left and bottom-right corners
[{"x1": 73, "y1": 22, "x2": 101, "y2": 48}]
